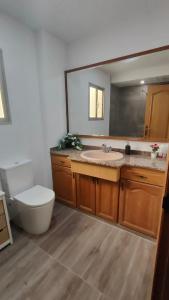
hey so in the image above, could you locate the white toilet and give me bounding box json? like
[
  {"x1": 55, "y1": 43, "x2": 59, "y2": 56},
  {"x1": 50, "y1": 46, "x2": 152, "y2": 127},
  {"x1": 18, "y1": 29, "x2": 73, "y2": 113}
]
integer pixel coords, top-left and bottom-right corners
[{"x1": 0, "y1": 160, "x2": 55, "y2": 235}]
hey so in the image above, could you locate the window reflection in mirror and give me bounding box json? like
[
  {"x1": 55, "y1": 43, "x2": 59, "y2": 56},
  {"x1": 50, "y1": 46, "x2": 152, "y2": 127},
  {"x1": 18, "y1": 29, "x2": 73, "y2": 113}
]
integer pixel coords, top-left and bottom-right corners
[
  {"x1": 0, "y1": 49, "x2": 10, "y2": 124},
  {"x1": 0, "y1": 90, "x2": 5, "y2": 118},
  {"x1": 67, "y1": 49, "x2": 169, "y2": 140},
  {"x1": 89, "y1": 84, "x2": 104, "y2": 120}
]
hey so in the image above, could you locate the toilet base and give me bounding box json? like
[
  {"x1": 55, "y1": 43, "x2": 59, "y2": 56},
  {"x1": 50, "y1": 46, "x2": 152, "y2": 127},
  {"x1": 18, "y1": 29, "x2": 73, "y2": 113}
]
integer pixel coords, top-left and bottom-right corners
[{"x1": 10, "y1": 198, "x2": 55, "y2": 235}]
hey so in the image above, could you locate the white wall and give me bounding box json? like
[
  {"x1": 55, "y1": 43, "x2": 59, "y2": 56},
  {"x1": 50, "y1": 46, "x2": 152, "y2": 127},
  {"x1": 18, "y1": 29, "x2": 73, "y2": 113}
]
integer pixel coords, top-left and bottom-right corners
[
  {"x1": 36, "y1": 31, "x2": 67, "y2": 187},
  {"x1": 0, "y1": 15, "x2": 67, "y2": 190},
  {"x1": 81, "y1": 138, "x2": 169, "y2": 155},
  {"x1": 68, "y1": 68, "x2": 110, "y2": 135},
  {"x1": 0, "y1": 13, "x2": 46, "y2": 186}
]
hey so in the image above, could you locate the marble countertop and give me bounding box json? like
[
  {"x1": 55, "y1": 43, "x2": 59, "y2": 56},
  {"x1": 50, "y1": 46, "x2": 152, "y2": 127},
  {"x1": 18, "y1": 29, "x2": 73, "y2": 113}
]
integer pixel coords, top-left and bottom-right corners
[{"x1": 51, "y1": 148, "x2": 167, "y2": 172}]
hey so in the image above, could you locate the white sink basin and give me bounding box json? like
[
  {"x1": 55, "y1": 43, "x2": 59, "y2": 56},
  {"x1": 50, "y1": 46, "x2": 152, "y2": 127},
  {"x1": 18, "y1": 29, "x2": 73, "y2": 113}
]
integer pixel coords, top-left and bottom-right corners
[{"x1": 80, "y1": 150, "x2": 123, "y2": 162}]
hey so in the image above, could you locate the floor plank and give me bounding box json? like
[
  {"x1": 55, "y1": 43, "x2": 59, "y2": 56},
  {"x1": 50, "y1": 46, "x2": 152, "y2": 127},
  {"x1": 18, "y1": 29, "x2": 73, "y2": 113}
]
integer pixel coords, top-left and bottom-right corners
[
  {"x1": 0, "y1": 233, "x2": 51, "y2": 300},
  {"x1": 0, "y1": 202, "x2": 156, "y2": 300},
  {"x1": 40, "y1": 212, "x2": 111, "y2": 264},
  {"x1": 18, "y1": 261, "x2": 100, "y2": 300},
  {"x1": 82, "y1": 228, "x2": 156, "y2": 299}
]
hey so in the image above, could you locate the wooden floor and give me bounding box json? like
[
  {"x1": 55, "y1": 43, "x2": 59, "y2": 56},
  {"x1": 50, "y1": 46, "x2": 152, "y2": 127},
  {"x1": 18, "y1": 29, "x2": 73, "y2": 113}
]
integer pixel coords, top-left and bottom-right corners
[{"x1": 0, "y1": 202, "x2": 157, "y2": 300}]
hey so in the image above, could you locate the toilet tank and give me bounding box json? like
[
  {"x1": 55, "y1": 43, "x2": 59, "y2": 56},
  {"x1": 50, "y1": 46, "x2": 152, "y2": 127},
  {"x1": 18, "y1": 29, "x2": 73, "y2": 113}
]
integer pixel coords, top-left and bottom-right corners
[{"x1": 0, "y1": 160, "x2": 34, "y2": 198}]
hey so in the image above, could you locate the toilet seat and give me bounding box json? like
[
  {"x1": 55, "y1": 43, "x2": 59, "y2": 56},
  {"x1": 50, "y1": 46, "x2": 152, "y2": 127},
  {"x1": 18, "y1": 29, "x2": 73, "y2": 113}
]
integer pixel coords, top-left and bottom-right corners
[{"x1": 14, "y1": 185, "x2": 55, "y2": 207}]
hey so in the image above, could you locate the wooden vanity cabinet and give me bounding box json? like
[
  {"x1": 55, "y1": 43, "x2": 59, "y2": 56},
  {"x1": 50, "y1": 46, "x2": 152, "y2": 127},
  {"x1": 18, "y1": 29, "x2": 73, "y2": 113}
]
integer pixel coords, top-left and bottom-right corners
[
  {"x1": 96, "y1": 178, "x2": 119, "y2": 222},
  {"x1": 51, "y1": 154, "x2": 165, "y2": 238},
  {"x1": 76, "y1": 174, "x2": 96, "y2": 214},
  {"x1": 119, "y1": 167, "x2": 165, "y2": 238},
  {"x1": 76, "y1": 173, "x2": 119, "y2": 221},
  {"x1": 0, "y1": 192, "x2": 13, "y2": 250},
  {"x1": 51, "y1": 154, "x2": 76, "y2": 207},
  {"x1": 71, "y1": 160, "x2": 120, "y2": 221}
]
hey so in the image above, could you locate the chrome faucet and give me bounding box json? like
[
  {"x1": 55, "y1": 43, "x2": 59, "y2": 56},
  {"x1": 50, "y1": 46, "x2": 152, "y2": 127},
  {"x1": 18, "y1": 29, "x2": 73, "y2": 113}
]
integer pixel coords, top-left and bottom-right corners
[{"x1": 102, "y1": 144, "x2": 112, "y2": 153}]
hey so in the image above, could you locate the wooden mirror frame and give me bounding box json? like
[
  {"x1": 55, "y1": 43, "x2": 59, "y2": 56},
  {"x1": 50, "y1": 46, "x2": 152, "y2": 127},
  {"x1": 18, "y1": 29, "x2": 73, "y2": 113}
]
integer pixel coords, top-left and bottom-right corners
[{"x1": 65, "y1": 45, "x2": 169, "y2": 142}]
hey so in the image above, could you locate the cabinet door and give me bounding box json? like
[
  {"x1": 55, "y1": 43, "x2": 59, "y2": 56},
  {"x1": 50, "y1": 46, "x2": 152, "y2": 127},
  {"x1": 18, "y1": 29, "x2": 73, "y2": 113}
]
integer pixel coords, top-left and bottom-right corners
[
  {"x1": 76, "y1": 174, "x2": 96, "y2": 214},
  {"x1": 96, "y1": 178, "x2": 119, "y2": 222},
  {"x1": 119, "y1": 179, "x2": 163, "y2": 237},
  {"x1": 52, "y1": 165, "x2": 76, "y2": 207}
]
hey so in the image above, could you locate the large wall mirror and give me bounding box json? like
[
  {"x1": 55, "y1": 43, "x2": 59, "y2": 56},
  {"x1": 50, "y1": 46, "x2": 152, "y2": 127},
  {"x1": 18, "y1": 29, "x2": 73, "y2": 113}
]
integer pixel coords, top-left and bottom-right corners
[{"x1": 66, "y1": 46, "x2": 169, "y2": 141}]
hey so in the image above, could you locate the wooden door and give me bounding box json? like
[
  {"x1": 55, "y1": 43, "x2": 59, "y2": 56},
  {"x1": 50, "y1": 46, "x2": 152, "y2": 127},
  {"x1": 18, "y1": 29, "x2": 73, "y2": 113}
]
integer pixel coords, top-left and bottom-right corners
[
  {"x1": 76, "y1": 174, "x2": 96, "y2": 214},
  {"x1": 52, "y1": 165, "x2": 76, "y2": 207},
  {"x1": 144, "y1": 85, "x2": 169, "y2": 139},
  {"x1": 119, "y1": 179, "x2": 163, "y2": 237},
  {"x1": 96, "y1": 178, "x2": 119, "y2": 222}
]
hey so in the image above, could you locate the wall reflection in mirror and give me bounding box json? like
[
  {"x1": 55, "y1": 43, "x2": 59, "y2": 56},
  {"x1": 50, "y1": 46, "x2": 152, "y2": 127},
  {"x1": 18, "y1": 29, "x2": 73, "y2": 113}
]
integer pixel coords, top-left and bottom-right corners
[{"x1": 67, "y1": 49, "x2": 169, "y2": 141}]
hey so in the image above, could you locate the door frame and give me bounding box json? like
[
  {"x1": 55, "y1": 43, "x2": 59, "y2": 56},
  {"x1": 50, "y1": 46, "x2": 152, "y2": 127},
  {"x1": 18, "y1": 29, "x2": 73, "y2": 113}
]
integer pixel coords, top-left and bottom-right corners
[{"x1": 152, "y1": 163, "x2": 169, "y2": 299}]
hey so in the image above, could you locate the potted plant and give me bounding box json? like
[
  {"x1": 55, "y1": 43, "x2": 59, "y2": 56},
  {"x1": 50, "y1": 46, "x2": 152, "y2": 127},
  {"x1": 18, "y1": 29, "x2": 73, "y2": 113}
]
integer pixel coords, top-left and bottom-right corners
[
  {"x1": 56, "y1": 133, "x2": 83, "y2": 151},
  {"x1": 150, "y1": 143, "x2": 159, "y2": 159}
]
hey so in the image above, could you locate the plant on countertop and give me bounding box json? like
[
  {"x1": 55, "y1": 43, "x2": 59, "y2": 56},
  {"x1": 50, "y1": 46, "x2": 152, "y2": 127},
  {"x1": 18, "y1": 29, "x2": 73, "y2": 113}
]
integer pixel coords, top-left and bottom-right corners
[
  {"x1": 150, "y1": 143, "x2": 159, "y2": 160},
  {"x1": 150, "y1": 143, "x2": 159, "y2": 153},
  {"x1": 56, "y1": 133, "x2": 83, "y2": 151}
]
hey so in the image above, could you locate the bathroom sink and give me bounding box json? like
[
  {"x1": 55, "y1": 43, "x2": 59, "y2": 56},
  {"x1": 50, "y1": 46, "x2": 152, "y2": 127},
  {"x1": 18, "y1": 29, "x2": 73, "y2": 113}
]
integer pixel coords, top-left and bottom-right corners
[{"x1": 80, "y1": 150, "x2": 123, "y2": 162}]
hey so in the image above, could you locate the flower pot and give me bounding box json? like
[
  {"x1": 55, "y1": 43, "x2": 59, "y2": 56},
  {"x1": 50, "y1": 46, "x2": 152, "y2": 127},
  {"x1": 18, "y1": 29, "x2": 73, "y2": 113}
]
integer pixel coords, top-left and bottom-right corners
[{"x1": 151, "y1": 152, "x2": 157, "y2": 160}]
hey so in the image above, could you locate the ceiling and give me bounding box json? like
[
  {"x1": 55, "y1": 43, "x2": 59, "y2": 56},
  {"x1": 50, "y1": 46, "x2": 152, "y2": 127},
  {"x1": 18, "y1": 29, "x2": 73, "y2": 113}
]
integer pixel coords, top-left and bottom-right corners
[
  {"x1": 99, "y1": 50, "x2": 169, "y2": 74},
  {"x1": 98, "y1": 49, "x2": 169, "y2": 86},
  {"x1": 0, "y1": 0, "x2": 169, "y2": 42}
]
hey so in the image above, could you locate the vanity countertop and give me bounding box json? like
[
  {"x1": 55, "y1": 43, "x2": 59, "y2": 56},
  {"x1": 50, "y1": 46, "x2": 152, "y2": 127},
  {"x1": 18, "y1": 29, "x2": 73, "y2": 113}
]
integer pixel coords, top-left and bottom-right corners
[{"x1": 51, "y1": 148, "x2": 168, "y2": 172}]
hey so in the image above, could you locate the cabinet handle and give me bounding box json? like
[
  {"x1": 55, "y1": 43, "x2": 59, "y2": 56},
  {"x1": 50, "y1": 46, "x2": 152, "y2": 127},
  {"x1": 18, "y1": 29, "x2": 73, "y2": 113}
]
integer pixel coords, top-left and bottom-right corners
[
  {"x1": 121, "y1": 181, "x2": 124, "y2": 190},
  {"x1": 135, "y1": 174, "x2": 147, "y2": 180},
  {"x1": 72, "y1": 172, "x2": 75, "y2": 179},
  {"x1": 145, "y1": 125, "x2": 148, "y2": 136},
  {"x1": 92, "y1": 178, "x2": 99, "y2": 184}
]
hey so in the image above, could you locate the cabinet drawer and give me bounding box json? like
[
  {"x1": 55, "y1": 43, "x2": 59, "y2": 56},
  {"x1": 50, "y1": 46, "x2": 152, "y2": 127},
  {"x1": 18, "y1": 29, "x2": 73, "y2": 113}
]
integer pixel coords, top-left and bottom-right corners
[
  {"x1": 0, "y1": 200, "x2": 4, "y2": 215},
  {"x1": 71, "y1": 161, "x2": 120, "y2": 182},
  {"x1": 52, "y1": 164, "x2": 72, "y2": 175},
  {"x1": 121, "y1": 167, "x2": 165, "y2": 187},
  {"x1": 51, "y1": 155, "x2": 71, "y2": 168},
  {"x1": 0, "y1": 227, "x2": 9, "y2": 245},
  {"x1": 0, "y1": 214, "x2": 7, "y2": 230}
]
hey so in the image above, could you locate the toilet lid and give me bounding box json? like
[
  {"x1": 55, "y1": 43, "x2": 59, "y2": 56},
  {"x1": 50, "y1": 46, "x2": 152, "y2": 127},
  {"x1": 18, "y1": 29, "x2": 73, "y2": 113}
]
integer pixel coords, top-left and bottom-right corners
[{"x1": 14, "y1": 185, "x2": 55, "y2": 207}]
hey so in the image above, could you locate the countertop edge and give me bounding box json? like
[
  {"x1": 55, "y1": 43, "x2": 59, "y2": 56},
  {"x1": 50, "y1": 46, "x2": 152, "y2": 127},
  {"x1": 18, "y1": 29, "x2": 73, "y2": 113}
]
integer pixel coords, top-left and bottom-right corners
[
  {"x1": 69, "y1": 157, "x2": 166, "y2": 172},
  {"x1": 50, "y1": 150, "x2": 167, "y2": 172}
]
